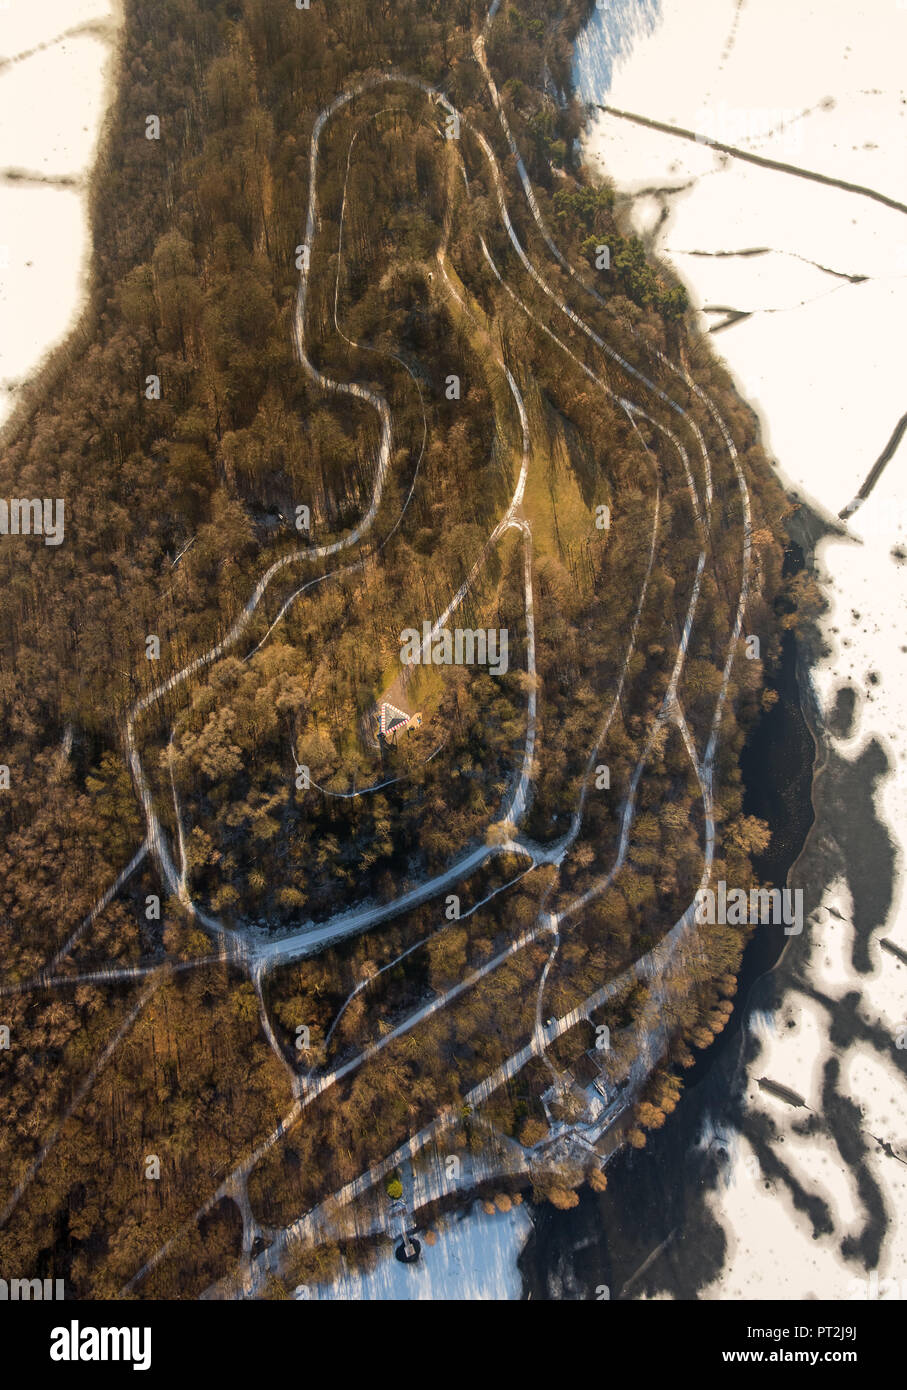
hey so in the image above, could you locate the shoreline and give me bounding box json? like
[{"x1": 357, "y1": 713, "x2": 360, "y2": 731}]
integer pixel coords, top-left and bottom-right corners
[
  {"x1": 517, "y1": 564, "x2": 823, "y2": 1299},
  {"x1": 547, "y1": 0, "x2": 907, "y2": 1301}
]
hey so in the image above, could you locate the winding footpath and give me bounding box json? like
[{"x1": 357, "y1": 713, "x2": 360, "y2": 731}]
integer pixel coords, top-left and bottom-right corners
[{"x1": 3, "y1": 25, "x2": 757, "y2": 1289}]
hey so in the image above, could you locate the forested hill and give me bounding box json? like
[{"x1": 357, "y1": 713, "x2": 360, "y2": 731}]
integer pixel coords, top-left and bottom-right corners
[{"x1": 0, "y1": 0, "x2": 821, "y2": 1298}]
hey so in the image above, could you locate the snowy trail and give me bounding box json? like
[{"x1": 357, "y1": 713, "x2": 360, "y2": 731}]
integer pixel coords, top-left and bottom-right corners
[
  {"x1": 47, "y1": 839, "x2": 150, "y2": 972},
  {"x1": 294, "y1": 738, "x2": 447, "y2": 801},
  {"x1": 472, "y1": 240, "x2": 713, "y2": 894},
  {"x1": 3, "y1": 11, "x2": 765, "y2": 1296},
  {"x1": 319, "y1": 860, "x2": 534, "y2": 1057},
  {"x1": 263, "y1": 40, "x2": 750, "y2": 1228},
  {"x1": 125, "y1": 67, "x2": 722, "y2": 971},
  {"x1": 128, "y1": 262, "x2": 731, "y2": 1315},
  {"x1": 254, "y1": 521, "x2": 538, "y2": 969},
  {"x1": 125, "y1": 74, "x2": 539, "y2": 964},
  {"x1": 115, "y1": 49, "x2": 756, "y2": 1293},
  {"x1": 0, "y1": 955, "x2": 223, "y2": 1000}
]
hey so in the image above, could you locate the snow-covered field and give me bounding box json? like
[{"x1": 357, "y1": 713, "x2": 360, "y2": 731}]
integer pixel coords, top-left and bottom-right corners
[
  {"x1": 294, "y1": 1200, "x2": 533, "y2": 1301},
  {"x1": 0, "y1": 0, "x2": 120, "y2": 431},
  {"x1": 577, "y1": 0, "x2": 907, "y2": 1301}
]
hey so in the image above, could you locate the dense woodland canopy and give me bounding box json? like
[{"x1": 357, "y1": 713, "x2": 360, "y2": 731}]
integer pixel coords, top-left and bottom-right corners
[{"x1": 0, "y1": 0, "x2": 822, "y2": 1297}]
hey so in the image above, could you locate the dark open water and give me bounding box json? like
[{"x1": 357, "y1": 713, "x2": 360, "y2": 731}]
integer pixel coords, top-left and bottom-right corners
[{"x1": 519, "y1": 548, "x2": 817, "y2": 1299}]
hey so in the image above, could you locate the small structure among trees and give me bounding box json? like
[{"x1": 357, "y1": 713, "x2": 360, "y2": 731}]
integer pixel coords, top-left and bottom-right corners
[{"x1": 379, "y1": 701, "x2": 423, "y2": 745}]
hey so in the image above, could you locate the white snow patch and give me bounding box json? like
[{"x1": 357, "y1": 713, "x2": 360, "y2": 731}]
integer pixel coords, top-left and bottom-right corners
[
  {"x1": 0, "y1": 2, "x2": 120, "y2": 429},
  {"x1": 294, "y1": 1201, "x2": 533, "y2": 1300}
]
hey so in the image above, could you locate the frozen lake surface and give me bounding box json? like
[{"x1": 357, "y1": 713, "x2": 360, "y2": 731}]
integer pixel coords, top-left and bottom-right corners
[
  {"x1": 576, "y1": 0, "x2": 907, "y2": 1302},
  {"x1": 0, "y1": 0, "x2": 119, "y2": 431}
]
